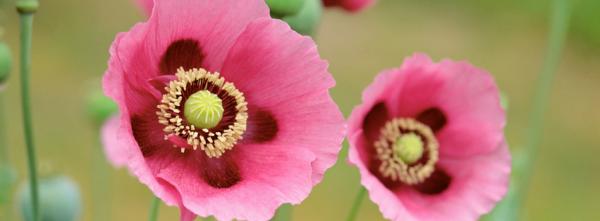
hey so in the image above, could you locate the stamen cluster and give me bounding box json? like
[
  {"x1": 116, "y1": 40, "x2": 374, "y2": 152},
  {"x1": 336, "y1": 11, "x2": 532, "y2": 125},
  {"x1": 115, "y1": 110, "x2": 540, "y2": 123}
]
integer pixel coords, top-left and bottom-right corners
[
  {"x1": 375, "y1": 118, "x2": 438, "y2": 185},
  {"x1": 156, "y1": 68, "x2": 248, "y2": 158}
]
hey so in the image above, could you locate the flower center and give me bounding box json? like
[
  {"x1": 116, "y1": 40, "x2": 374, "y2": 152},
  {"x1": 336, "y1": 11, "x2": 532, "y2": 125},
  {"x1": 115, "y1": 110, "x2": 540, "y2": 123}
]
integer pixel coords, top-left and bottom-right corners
[
  {"x1": 157, "y1": 68, "x2": 248, "y2": 158},
  {"x1": 375, "y1": 118, "x2": 438, "y2": 185},
  {"x1": 184, "y1": 90, "x2": 224, "y2": 129},
  {"x1": 393, "y1": 133, "x2": 424, "y2": 164}
]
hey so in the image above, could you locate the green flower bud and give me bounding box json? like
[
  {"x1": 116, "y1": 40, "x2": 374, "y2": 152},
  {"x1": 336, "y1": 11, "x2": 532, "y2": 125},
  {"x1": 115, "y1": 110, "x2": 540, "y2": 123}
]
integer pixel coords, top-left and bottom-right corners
[
  {"x1": 0, "y1": 42, "x2": 12, "y2": 88},
  {"x1": 86, "y1": 86, "x2": 118, "y2": 126},
  {"x1": 267, "y1": 0, "x2": 305, "y2": 18},
  {"x1": 282, "y1": 0, "x2": 323, "y2": 36},
  {"x1": 500, "y1": 91, "x2": 509, "y2": 111},
  {"x1": 18, "y1": 176, "x2": 82, "y2": 221}
]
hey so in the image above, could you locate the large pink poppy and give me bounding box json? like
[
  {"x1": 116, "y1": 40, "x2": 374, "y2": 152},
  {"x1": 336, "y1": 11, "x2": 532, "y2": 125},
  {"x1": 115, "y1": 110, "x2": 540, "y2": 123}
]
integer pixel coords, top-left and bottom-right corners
[
  {"x1": 102, "y1": 0, "x2": 345, "y2": 220},
  {"x1": 347, "y1": 54, "x2": 511, "y2": 221}
]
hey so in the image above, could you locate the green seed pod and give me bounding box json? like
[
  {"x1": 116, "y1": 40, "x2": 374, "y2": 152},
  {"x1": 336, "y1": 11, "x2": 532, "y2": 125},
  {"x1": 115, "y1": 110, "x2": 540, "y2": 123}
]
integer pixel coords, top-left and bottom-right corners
[
  {"x1": 282, "y1": 0, "x2": 323, "y2": 36},
  {"x1": 0, "y1": 42, "x2": 11, "y2": 88},
  {"x1": 500, "y1": 91, "x2": 509, "y2": 111},
  {"x1": 0, "y1": 166, "x2": 17, "y2": 205},
  {"x1": 86, "y1": 86, "x2": 118, "y2": 126},
  {"x1": 266, "y1": 0, "x2": 305, "y2": 18},
  {"x1": 16, "y1": 0, "x2": 39, "y2": 14},
  {"x1": 18, "y1": 176, "x2": 82, "y2": 221}
]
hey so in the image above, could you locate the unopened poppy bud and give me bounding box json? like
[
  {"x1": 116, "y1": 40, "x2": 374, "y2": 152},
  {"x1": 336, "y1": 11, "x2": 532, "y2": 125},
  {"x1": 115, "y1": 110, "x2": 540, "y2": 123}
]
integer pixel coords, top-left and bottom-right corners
[
  {"x1": 0, "y1": 42, "x2": 11, "y2": 88},
  {"x1": 266, "y1": 0, "x2": 305, "y2": 18},
  {"x1": 86, "y1": 87, "x2": 118, "y2": 126},
  {"x1": 282, "y1": 0, "x2": 322, "y2": 36},
  {"x1": 16, "y1": 0, "x2": 39, "y2": 14},
  {"x1": 0, "y1": 166, "x2": 17, "y2": 205},
  {"x1": 18, "y1": 176, "x2": 82, "y2": 221}
]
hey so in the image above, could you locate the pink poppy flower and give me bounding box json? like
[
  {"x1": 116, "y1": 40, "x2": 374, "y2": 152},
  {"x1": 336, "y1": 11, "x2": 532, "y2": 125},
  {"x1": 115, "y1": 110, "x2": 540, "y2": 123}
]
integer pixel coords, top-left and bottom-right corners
[
  {"x1": 322, "y1": 0, "x2": 375, "y2": 12},
  {"x1": 102, "y1": 0, "x2": 345, "y2": 220},
  {"x1": 347, "y1": 54, "x2": 511, "y2": 221}
]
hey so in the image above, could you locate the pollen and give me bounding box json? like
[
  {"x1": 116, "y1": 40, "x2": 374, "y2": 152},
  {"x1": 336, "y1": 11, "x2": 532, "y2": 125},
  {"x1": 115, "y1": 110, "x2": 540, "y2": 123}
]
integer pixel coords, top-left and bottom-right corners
[
  {"x1": 157, "y1": 68, "x2": 248, "y2": 158},
  {"x1": 375, "y1": 118, "x2": 438, "y2": 185}
]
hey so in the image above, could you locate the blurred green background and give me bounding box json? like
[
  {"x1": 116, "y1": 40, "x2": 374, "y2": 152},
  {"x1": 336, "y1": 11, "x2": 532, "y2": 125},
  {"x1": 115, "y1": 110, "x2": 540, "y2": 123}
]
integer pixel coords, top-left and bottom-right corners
[{"x1": 1, "y1": 0, "x2": 599, "y2": 220}]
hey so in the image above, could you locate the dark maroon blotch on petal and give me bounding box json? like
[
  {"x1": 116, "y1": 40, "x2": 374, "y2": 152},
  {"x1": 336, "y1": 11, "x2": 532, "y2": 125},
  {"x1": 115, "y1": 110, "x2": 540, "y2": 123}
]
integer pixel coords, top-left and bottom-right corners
[
  {"x1": 363, "y1": 102, "x2": 390, "y2": 142},
  {"x1": 245, "y1": 108, "x2": 278, "y2": 143},
  {"x1": 131, "y1": 114, "x2": 163, "y2": 157},
  {"x1": 159, "y1": 39, "x2": 205, "y2": 75},
  {"x1": 416, "y1": 107, "x2": 447, "y2": 133},
  {"x1": 413, "y1": 168, "x2": 451, "y2": 195},
  {"x1": 368, "y1": 157, "x2": 403, "y2": 190},
  {"x1": 196, "y1": 153, "x2": 241, "y2": 188}
]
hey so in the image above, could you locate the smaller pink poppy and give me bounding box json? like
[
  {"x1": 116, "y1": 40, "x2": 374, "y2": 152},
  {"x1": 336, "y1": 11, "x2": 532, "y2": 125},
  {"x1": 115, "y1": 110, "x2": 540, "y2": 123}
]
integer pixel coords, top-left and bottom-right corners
[
  {"x1": 347, "y1": 54, "x2": 511, "y2": 221},
  {"x1": 322, "y1": 0, "x2": 375, "y2": 12}
]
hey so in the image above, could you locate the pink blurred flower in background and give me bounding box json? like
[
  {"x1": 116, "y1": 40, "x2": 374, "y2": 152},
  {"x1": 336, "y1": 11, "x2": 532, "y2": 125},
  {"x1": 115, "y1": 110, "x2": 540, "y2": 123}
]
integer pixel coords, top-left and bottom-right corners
[
  {"x1": 102, "y1": 0, "x2": 345, "y2": 220},
  {"x1": 322, "y1": 0, "x2": 375, "y2": 12},
  {"x1": 137, "y1": 0, "x2": 376, "y2": 16},
  {"x1": 347, "y1": 54, "x2": 510, "y2": 221}
]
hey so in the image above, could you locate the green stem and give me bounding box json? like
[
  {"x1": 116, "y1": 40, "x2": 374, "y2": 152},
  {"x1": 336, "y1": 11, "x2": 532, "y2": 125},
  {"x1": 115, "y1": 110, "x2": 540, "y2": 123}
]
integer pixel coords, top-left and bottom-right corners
[
  {"x1": 148, "y1": 197, "x2": 160, "y2": 221},
  {"x1": 0, "y1": 93, "x2": 12, "y2": 221},
  {"x1": 518, "y1": 0, "x2": 570, "y2": 216},
  {"x1": 346, "y1": 187, "x2": 366, "y2": 221},
  {"x1": 17, "y1": 3, "x2": 40, "y2": 221},
  {"x1": 92, "y1": 130, "x2": 111, "y2": 221}
]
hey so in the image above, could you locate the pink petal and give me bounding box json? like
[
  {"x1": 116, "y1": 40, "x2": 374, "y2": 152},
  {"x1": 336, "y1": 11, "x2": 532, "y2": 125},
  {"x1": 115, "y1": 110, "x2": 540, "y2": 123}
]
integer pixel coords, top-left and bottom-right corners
[
  {"x1": 104, "y1": 36, "x2": 182, "y2": 207},
  {"x1": 348, "y1": 133, "x2": 416, "y2": 221},
  {"x1": 394, "y1": 142, "x2": 511, "y2": 221},
  {"x1": 156, "y1": 144, "x2": 316, "y2": 221},
  {"x1": 103, "y1": 22, "x2": 157, "y2": 116},
  {"x1": 386, "y1": 54, "x2": 505, "y2": 157},
  {"x1": 221, "y1": 18, "x2": 346, "y2": 184},
  {"x1": 433, "y1": 59, "x2": 506, "y2": 157},
  {"x1": 108, "y1": 0, "x2": 270, "y2": 115},
  {"x1": 179, "y1": 207, "x2": 197, "y2": 221},
  {"x1": 146, "y1": 0, "x2": 269, "y2": 72},
  {"x1": 101, "y1": 115, "x2": 129, "y2": 167},
  {"x1": 117, "y1": 114, "x2": 182, "y2": 207},
  {"x1": 347, "y1": 68, "x2": 397, "y2": 143}
]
